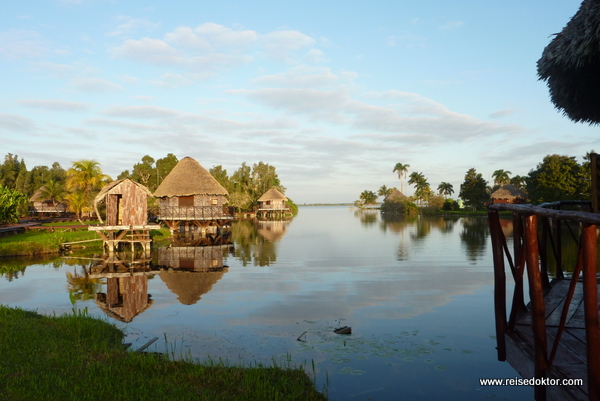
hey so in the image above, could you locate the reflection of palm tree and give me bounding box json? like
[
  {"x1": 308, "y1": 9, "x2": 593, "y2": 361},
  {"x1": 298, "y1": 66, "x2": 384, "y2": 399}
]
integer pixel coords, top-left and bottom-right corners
[
  {"x1": 393, "y1": 163, "x2": 410, "y2": 194},
  {"x1": 459, "y1": 218, "x2": 489, "y2": 263},
  {"x1": 67, "y1": 265, "x2": 103, "y2": 301}
]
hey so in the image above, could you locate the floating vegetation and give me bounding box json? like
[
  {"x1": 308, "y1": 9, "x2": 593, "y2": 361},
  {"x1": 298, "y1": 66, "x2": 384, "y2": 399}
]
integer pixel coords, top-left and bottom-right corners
[{"x1": 339, "y1": 367, "x2": 365, "y2": 375}]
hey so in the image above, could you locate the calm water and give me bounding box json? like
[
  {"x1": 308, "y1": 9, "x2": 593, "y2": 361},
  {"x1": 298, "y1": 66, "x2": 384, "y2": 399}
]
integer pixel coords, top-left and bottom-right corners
[{"x1": 0, "y1": 206, "x2": 533, "y2": 400}]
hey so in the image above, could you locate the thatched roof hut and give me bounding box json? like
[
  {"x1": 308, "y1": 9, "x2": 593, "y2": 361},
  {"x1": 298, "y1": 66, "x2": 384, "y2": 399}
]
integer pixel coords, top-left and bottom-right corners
[
  {"x1": 154, "y1": 157, "x2": 228, "y2": 198},
  {"x1": 537, "y1": 0, "x2": 600, "y2": 123},
  {"x1": 29, "y1": 186, "x2": 67, "y2": 214},
  {"x1": 257, "y1": 188, "x2": 287, "y2": 203},
  {"x1": 384, "y1": 189, "x2": 407, "y2": 202},
  {"x1": 93, "y1": 178, "x2": 154, "y2": 225},
  {"x1": 490, "y1": 184, "x2": 527, "y2": 204}
]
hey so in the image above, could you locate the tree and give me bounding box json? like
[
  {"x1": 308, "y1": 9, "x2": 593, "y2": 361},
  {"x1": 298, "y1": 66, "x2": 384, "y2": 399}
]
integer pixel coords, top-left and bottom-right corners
[
  {"x1": 510, "y1": 175, "x2": 527, "y2": 191},
  {"x1": 155, "y1": 153, "x2": 178, "y2": 191},
  {"x1": 459, "y1": 168, "x2": 488, "y2": 211},
  {"x1": 39, "y1": 179, "x2": 66, "y2": 207},
  {"x1": 0, "y1": 186, "x2": 26, "y2": 224},
  {"x1": 527, "y1": 154, "x2": 588, "y2": 204},
  {"x1": 393, "y1": 163, "x2": 410, "y2": 193},
  {"x1": 378, "y1": 185, "x2": 394, "y2": 198},
  {"x1": 210, "y1": 165, "x2": 231, "y2": 192},
  {"x1": 408, "y1": 172, "x2": 431, "y2": 205},
  {"x1": 492, "y1": 169, "x2": 512, "y2": 187},
  {"x1": 358, "y1": 190, "x2": 377, "y2": 206},
  {"x1": 131, "y1": 155, "x2": 155, "y2": 186},
  {"x1": 65, "y1": 160, "x2": 111, "y2": 219},
  {"x1": 437, "y1": 182, "x2": 454, "y2": 198}
]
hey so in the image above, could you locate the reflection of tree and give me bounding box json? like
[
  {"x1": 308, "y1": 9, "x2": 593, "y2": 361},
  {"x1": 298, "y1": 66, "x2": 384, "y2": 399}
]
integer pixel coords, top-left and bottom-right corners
[
  {"x1": 353, "y1": 209, "x2": 378, "y2": 226},
  {"x1": 460, "y1": 218, "x2": 489, "y2": 263},
  {"x1": 231, "y1": 220, "x2": 278, "y2": 267},
  {"x1": 66, "y1": 262, "x2": 104, "y2": 301}
]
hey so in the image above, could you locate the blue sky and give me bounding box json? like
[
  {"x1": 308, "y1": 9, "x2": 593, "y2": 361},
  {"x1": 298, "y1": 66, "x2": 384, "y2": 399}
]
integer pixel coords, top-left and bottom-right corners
[{"x1": 1, "y1": 0, "x2": 597, "y2": 203}]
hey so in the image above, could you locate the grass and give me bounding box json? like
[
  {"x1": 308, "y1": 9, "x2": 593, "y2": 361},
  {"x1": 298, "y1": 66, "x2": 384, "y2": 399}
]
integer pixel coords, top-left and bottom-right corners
[{"x1": 0, "y1": 305, "x2": 327, "y2": 401}]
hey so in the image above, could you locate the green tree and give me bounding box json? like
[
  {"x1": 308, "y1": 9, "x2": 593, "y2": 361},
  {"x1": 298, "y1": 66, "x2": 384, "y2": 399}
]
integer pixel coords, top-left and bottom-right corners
[
  {"x1": 408, "y1": 172, "x2": 431, "y2": 205},
  {"x1": 459, "y1": 168, "x2": 488, "y2": 211},
  {"x1": 252, "y1": 161, "x2": 284, "y2": 198},
  {"x1": 210, "y1": 165, "x2": 231, "y2": 192},
  {"x1": 393, "y1": 162, "x2": 410, "y2": 193},
  {"x1": 155, "y1": 153, "x2": 178, "y2": 191},
  {"x1": 358, "y1": 190, "x2": 378, "y2": 206},
  {"x1": 527, "y1": 154, "x2": 588, "y2": 204},
  {"x1": 492, "y1": 169, "x2": 512, "y2": 187},
  {"x1": 0, "y1": 186, "x2": 26, "y2": 224},
  {"x1": 509, "y1": 175, "x2": 527, "y2": 191},
  {"x1": 437, "y1": 182, "x2": 454, "y2": 198},
  {"x1": 39, "y1": 179, "x2": 66, "y2": 207},
  {"x1": 131, "y1": 155, "x2": 155, "y2": 187},
  {"x1": 0, "y1": 154, "x2": 22, "y2": 189},
  {"x1": 378, "y1": 185, "x2": 394, "y2": 198},
  {"x1": 66, "y1": 160, "x2": 111, "y2": 219}
]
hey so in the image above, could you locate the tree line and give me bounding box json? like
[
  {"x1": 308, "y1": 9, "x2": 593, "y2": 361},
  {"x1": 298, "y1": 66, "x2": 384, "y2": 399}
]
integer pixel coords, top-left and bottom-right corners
[
  {"x1": 0, "y1": 153, "x2": 290, "y2": 223},
  {"x1": 355, "y1": 152, "x2": 594, "y2": 213}
]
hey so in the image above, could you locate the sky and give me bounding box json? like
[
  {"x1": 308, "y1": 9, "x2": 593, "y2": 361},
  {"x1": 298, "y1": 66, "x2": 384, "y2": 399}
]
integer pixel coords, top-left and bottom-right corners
[{"x1": 1, "y1": 0, "x2": 598, "y2": 204}]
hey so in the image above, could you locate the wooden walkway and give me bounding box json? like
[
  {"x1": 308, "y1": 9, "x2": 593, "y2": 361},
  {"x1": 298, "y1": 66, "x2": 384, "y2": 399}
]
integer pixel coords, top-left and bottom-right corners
[{"x1": 508, "y1": 278, "x2": 594, "y2": 400}]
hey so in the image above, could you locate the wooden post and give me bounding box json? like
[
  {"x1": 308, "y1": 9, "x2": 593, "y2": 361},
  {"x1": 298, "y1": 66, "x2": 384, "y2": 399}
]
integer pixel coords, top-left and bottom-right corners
[
  {"x1": 488, "y1": 209, "x2": 507, "y2": 361},
  {"x1": 582, "y1": 223, "x2": 600, "y2": 400},
  {"x1": 525, "y1": 214, "x2": 547, "y2": 401}
]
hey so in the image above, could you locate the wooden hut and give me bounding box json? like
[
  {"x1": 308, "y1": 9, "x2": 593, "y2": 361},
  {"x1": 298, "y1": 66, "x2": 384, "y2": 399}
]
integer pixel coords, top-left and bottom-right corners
[
  {"x1": 88, "y1": 178, "x2": 160, "y2": 253},
  {"x1": 490, "y1": 184, "x2": 527, "y2": 205},
  {"x1": 383, "y1": 189, "x2": 407, "y2": 203},
  {"x1": 153, "y1": 157, "x2": 233, "y2": 232},
  {"x1": 256, "y1": 188, "x2": 290, "y2": 218},
  {"x1": 29, "y1": 186, "x2": 67, "y2": 215}
]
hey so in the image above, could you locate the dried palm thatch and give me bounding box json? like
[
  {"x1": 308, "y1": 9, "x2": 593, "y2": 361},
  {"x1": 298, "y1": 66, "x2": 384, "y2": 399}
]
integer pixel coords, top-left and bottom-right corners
[
  {"x1": 491, "y1": 184, "x2": 527, "y2": 201},
  {"x1": 30, "y1": 187, "x2": 47, "y2": 202},
  {"x1": 537, "y1": 0, "x2": 600, "y2": 123},
  {"x1": 154, "y1": 157, "x2": 228, "y2": 198},
  {"x1": 257, "y1": 188, "x2": 287, "y2": 202},
  {"x1": 384, "y1": 189, "x2": 407, "y2": 202}
]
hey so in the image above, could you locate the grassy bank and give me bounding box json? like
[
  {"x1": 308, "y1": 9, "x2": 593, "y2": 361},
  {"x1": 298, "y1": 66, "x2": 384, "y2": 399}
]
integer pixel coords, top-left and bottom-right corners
[
  {"x1": 0, "y1": 306, "x2": 327, "y2": 401},
  {"x1": 0, "y1": 224, "x2": 171, "y2": 257}
]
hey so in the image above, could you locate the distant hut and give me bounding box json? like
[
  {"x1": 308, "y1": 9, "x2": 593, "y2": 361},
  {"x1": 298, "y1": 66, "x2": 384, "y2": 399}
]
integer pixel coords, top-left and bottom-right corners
[
  {"x1": 93, "y1": 178, "x2": 154, "y2": 225},
  {"x1": 256, "y1": 188, "x2": 289, "y2": 218},
  {"x1": 537, "y1": 0, "x2": 600, "y2": 124},
  {"x1": 384, "y1": 189, "x2": 408, "y2": 203},
  {"x1": 490, "y1": 184, "x2": 527, "y2": 205},
  {"x1": 153, "y1": 157, "x2": 233, "y2": 232},
  {"x1": 29, "y1": 186, "x2": 67, "y2": 215}
]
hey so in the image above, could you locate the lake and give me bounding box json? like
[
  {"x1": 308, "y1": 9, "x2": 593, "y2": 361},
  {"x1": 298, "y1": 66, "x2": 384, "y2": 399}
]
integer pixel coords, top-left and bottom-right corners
[{"x1": 0, "y1": 206, "x2": 532, "y2": 400}]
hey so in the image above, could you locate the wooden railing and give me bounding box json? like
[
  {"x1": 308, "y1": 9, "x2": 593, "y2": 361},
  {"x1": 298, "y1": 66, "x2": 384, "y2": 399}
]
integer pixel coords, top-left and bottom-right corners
[
  {"x1": 157, "y1": 206, "x2": 234, "y2": 221},
  {"x1": 488, "y1": 201, "x2": 600, "y2": 400}
]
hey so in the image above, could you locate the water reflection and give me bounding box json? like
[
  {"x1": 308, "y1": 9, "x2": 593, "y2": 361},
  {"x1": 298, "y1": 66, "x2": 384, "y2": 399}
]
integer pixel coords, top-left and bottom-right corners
[
  {"x1": 231, "y1": 219, "x2": 289, "y2": 267},
  {"x1": 460, "y1": 218, "x2": 489, "y2": 263}
]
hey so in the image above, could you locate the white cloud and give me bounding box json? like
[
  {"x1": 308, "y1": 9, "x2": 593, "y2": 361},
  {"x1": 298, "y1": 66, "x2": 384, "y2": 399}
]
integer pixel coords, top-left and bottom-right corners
[
  {"x1": 102, "y1": 105, "x2": 180, "y2": 119},
  {"x1": 69, "y1": 77, "x2": 123, "y2": 92},
  {"x1": 253, "y1": 66, "x2": 342, "y2": 88},
  {"x1": 0, "y1": 29, "x2": 47, "y2": 59},
  {"x1": 112, "y1": 38, "x2": 183, "y2": 65},
  {"x1": 18, "y1": 99, "x2": 90, "y2": 112},
  {"x1": 108, "y1": 16, "x2": 160, "y2": 37},
  {"x1": 261, "y1": 30, "x2": 315, "y2": 60},
  {"x1": 0, "y1": 113, "x2": 35, "y2": 131}
]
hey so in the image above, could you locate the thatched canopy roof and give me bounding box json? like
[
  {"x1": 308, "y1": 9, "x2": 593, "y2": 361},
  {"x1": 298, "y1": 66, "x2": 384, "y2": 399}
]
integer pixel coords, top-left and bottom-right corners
[
  {"x1": 30, "y1": 186, "x2": 48, "y2": 202},
  {"x1": 491, "y1": 184, "x2": 527, "y2": 200},
  {"x1": 154, "y1": 157, "x2": 228, "y2": 198},
  {"x1": 537, "y1": 0, "x2": 600, "y2": 123},
  {"x1": 94, "y1": 178, "x2": 153, "y2": 205},
  {"x1": 257, "y1": 188, "x2": 287, "y2": 202},
  {"x1": 159, "y1": 269, "x2": 226, "y2": 305},
  {"x1": 384, "y1": 189, "x2": 407, "y2": 202}
]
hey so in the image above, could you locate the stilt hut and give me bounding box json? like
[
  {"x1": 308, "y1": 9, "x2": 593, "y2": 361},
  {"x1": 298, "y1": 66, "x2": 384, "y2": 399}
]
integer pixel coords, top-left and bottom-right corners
[
  {"x1": 153, "y1": 157, "x2": 233, "y2": 233},
  {"x1": 29, "y1": 186, "x2": 67, "y2": 215},
  {"x1": 490, "y1": 184, "x2": 527, "y2": 205},
  {"x1": 88, "y1": 178, "x2": 160, "y2": 253},
  {"x1": 256, "y1": 188, "x2": 290, "y2": 218},
  {"x1": 383, "y1": 189, "x2": 407, "y2": 202}
]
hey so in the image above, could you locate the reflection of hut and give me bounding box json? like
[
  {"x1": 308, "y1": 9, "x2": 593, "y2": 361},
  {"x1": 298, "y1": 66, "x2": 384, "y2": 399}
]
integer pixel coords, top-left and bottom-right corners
[
  {"x1": 384, "y1": 189, "x2": 407, "y2": 202},
  {"x1": 88, "y1": 178, "x2": 160, "y2": 253},
  {"x1": 96, "y1": 275, "x2": 153, "y2": 323},
  {"x1": 537, "y1": 0, "x2": 600, "y2": 124},
  {"x1": 29, "y1": 186, "x2": 67, "y2": 215},
  {"x1": 490, "y1": 185, "x2": 527, "y2": 205},
  {"x1": 256, "y1": 219, "x2": 290, "y2": 242},
  {"x1": 160, "y1": 268, "x2": 227, "y2": 305},
  {"x1": 256, "y1": 188, "x2": 290, "y2": 218},
  {"x1": 153, "y1": 157, "x2": 233, "y2": 233}
]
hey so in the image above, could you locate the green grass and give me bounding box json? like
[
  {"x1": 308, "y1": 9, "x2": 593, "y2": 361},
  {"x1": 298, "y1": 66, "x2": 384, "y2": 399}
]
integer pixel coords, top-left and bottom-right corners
[{"x1": 0, "y1": 306, "x2": 327, "y2": 401}]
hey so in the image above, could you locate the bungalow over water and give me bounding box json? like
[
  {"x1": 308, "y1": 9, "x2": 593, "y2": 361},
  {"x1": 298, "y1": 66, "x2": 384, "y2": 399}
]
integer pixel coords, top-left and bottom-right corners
[
  {"x1": 153, "y1": 157, "x2": 234, "y2": 234},
  {"x1": 256, "y1": 188, "x2": 290, "y2": 219},
  {"x1": 29, "y1": 186, "x2": 67, "y2": 215}
]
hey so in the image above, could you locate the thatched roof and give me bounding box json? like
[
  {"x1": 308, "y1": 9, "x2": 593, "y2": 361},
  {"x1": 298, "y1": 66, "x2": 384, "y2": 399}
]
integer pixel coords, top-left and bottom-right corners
[
  {"x1": 30, "y1": 186, "x2": 48, "y2": 202},
  {"x1": 491, "y1": 184, "x2": 527, "y2": 200},
  {"x1": 257, "y1": 188, "x2": 287, "y2": 202},
  {"x1": 153, "y1": 157, "x2": 228, "y2": 198},
  {"x1": 384, "y1": 189, "x2": 407, "y2": 202},
  {"x1": 94, "y1": 178, "x2": 153, "y2": 205},
  {"x1": 537, "y1": 0, "x2": 600, "y2": 123},
  {"x1": 159, "y1": 269, "x2": 226, "y2": 305}
]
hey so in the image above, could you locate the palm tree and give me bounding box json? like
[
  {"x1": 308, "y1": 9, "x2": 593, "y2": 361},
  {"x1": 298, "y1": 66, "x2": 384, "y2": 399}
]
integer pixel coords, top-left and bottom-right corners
[
  {"x1": 39, "y1": 179, "x2": 66, "y2": 208},
  {"x1": 66, "y1": 160, "x2": 110, "y2": 219},
  {"x1": 437, "y1": 182, "x2": 454, "y2": 198},
  {"x1": 393, "y1": 163, "x2": 410, "y2": 193},
  {"x1": 492, "y1": 169, "x2": 512, "y2": 187},
  {"x1": 359, "y1": 190, "x2": 378, "y2": 206},
  {"x1": 408, "y1": 172, "x2": 431, "y2": 205},
  {"x1": 378, "y1": 185, "x2": 394, "y2": 198}
]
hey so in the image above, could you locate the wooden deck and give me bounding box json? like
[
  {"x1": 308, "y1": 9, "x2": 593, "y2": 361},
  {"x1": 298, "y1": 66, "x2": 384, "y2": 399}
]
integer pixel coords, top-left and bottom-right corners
[
  {"x1": 508, "y1": 278, "x2": 594, "y2": 400},
  {"x1": 488, "y1": 202, "x2": 600, "y2": 401}
]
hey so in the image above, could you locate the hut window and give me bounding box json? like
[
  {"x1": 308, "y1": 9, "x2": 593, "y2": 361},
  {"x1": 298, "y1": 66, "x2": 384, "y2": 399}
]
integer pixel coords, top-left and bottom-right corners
[
  {"x1": 211, "y1": 199, "x2": 218, "y2": 205},
  {"x1": 266, "y1": 200, "x2": 271, "y2": 205},
  {"x1": 179, "y1": 196, "x2": 194, "y2": 207}
]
